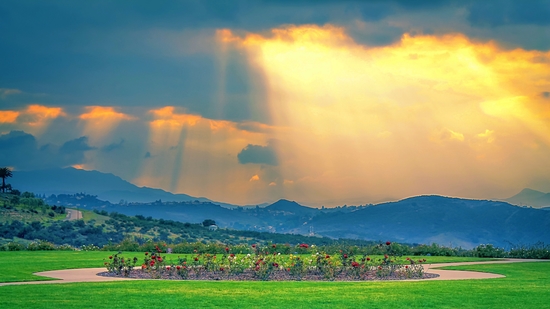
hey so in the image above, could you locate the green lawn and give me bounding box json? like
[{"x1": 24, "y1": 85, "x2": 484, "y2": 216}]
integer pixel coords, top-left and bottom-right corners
[
  {"x1": 0, "y1": 261, "x2": 549, "y2": 308},
  {"x1": 0, "y1": 251, "x2": 494, "y2": 283}
]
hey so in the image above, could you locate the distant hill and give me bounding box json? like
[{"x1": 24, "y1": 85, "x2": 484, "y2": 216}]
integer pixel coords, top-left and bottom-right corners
[
  {"x1": 9, "y1": 168, "x2": 240, "y2": 208},
  {"x1": 266, "y1": 199, "x2": 318, "y2": 216},
  {"x1": 290, "y1": 195, "x2": 550, "y2": 248},
  {"x1": 505, "y1": 188, "x2": 550, "y2": 208}
]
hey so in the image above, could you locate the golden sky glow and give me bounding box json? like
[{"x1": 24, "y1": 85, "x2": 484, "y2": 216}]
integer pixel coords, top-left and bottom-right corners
[
  {"x1": 215, "y1": 24, "x2": 550, "y2": 205},
  {"x1": 0, "y1": 111, "x2": 19, "y2": 123},
  {"x1": 79, "y1": 106, "x2": 135, "y2": 143}
]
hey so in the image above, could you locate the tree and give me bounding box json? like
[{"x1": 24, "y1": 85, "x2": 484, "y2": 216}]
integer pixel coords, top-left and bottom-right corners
[
  {"x1": 0, "y1": 167, "x2": 13, "y2": 193},
  {"x1": 202, "y1": 219, "x2": 216, "y2": 227}
]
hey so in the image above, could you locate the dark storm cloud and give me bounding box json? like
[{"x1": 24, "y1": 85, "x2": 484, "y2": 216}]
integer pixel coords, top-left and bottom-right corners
[
  {"x1": 542, "y1": 92, "x2": 550, "y2": 99},
  {"x1": 467, "y1": 0, "x2": 550, "y2": 27},
  {"x1": 0, "y1": 131, "x2": 94, "y2": 170},
  {"x1": 237, "y1": 141, "x2": 278, "y2": 166}
]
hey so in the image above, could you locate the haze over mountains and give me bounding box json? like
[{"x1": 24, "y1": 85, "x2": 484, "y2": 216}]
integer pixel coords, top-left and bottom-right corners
[
  {"x1": 505, "y1": 188, "x2": 550, "y2": 208},
  {"x1": 9, "y1": 167, "x2": 550, "y2": 248}
]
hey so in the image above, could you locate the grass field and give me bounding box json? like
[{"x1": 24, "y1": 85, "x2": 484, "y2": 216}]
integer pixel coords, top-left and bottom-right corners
[
  {"x1": 0, "y1": 251, "x2": 495, "y2": 283},
  {"x1": 0, "y1": 260, "x2": 548, "y2": 308}
]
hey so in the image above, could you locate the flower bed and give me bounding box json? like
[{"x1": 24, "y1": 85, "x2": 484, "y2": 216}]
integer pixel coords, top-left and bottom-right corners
[{"x1": 102, "y1": 243, "x2": 438, "y2": 281}]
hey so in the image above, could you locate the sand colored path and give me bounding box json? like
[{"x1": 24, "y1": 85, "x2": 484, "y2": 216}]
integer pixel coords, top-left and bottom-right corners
[{"x1": 0, "y1": 259, "x2": 547, "y2": 286}]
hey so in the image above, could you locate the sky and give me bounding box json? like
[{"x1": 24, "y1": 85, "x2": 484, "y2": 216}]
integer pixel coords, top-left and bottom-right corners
[{"x1": 1, "y1": 0, "x2": 550, "y2": 206}]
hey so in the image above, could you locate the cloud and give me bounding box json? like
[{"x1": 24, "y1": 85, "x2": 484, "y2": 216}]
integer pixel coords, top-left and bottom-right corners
[
  {"x1": 0, "y1": 88, "x2": 22, "y2": 98},
  {"x1": 0, "y1": 110, "x2": 19, "y2": 123},
  {"x1": 467, "y1": 0, "x2": 550, "y2": 27},
  {"x1": 237, "y1": 141, "x2": 278, "y2": 166},
  {"x1": 0, "y1": 130, "x2": 94, "y2": 170},
  {"x1": 268, "y1": 182, "x2": 277, "y2": 186},
  {"x1": 79, "y1": 106, "x2": 135, "y2": 121},
  {"x1": 477, "y1": 129, "x2": 495, "y2": 143},
  {"x1": 249, "y1": 174, "x2": 260, "y2": 181},
  {"x1": 101, "y1": 139, "x2": 125, "y2": 152}
]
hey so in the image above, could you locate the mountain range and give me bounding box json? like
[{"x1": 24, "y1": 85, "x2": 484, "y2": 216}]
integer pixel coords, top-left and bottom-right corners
[
  {"x1": 7, "y1": 167, "x2": 550, "y2": 248},
  {"x1": 10, "y1": 167, "x2": 268, "y2": 209}
]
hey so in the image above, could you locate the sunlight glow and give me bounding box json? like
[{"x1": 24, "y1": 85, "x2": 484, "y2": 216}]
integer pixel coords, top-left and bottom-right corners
[{"x1": 218, "y1": 24, "x2": 550, "y2": 205}]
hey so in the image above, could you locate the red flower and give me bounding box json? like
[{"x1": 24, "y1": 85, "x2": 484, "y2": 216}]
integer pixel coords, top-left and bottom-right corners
[
  {"x1": 141, "y1": 264, "x2": 147, "y2": 269},
  {"x1": 230, "y1": 253, "x2": 235, "y2": 257},
  {"x1": 406, "y1": 257, "x2": 410, "y2": 261},
  {"x1": 343, "y1": 254, "x2": 348, "y2": 259},
  {"x1": 109, "y1": 256, "x2": 113, "y2": 259},
  {"x1": 225, "y1": 247, "x2": 229, "y2": 252},
  {"x1": 272, "y1": 263, "x2": 279, "y2": 268},
  {"x1": 220, "y1": 267, "x2": 224, "y2": 271},
  {"x1": 194, "y1": 257, "x2": 199, "y2": 261},
  {"x1": 166, "y1": 266, "x2": 170, "y2": 270},
  {"x1": 325, "y1": 255, "x2": 330, "y2": 259},
  {"x1": 384, "y1": 254, "x2": 389, "y2": 259},
  {"x1": 152, "y1": 256, "x2": 156, "y2": 260},
  {"x1": 378, "y1": 266, "x2": 382, "y2": 270},
  {"x1": 176, "y1": 265, "x2": 181, "y2": 270},
  {"x1": 405, "y1": 265, "x2": 409, "y2": 269},
  {"x1": 351, "y1": 261, "x2": 359, "y2": 268},
  {"x1": 255, "y1": 266, "x2": 260, "y2": 271},
  {"x1": 386, "y1": 241, "x2": 391, "y2": 246},
  {"x1": 145, "y1": 252, "x2": 149, "y2": 255},
  {"x1": 272, "y1": 244, "x2": 276, "y2": 248},
  {"x1": 158, "y1": 258, "x2": 163, "y2": 262},
  {"x1": 366, "y1": 257, "x2": 371, "y2": 261},
  {"x1": 150, "y1": 261, "x2": 155, "y2": 267},
  {"x1": 251, "y1": 244, "x2": 256, "y2": 248},
  {"x1": 287, "y1": 268, "x2": 290, "y2": 271}
]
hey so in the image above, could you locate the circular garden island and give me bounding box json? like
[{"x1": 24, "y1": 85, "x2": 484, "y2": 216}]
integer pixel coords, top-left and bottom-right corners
[{"x1": 101, "y1": 243, "x2": 438, "y2": 281}]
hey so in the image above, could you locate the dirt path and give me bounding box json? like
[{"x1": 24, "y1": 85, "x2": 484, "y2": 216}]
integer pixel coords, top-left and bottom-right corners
[
  {"x1": 65, "y1": 209, "x2": 82, "y2": 220},
  {"x1": 0, "y1": 259, "x2": 547, "y2": 286}
]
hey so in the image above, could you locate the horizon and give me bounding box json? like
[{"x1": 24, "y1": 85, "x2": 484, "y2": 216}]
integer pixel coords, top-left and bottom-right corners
[
  {"x1": 1, "y1": 1, "x2": 550, "y2": 207},
  {"x1": 7, "y1": 166, "x2": 543, "y2": 208}
]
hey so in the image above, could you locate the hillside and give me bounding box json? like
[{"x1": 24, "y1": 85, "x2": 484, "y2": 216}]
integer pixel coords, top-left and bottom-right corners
[
  {"x1": 0, "y1": 192, "x2": 371, "y2": 248},
  {"x1": 41, "y1": 193, "x2": 550, "y2": 249}
]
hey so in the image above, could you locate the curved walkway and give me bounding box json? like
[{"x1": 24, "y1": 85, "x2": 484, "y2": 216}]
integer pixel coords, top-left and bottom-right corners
[{"x1": 0, "y1": 259, "x2": 547, "y2": 286}]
